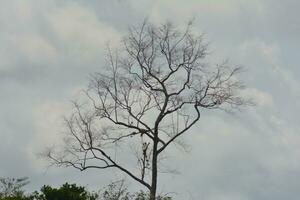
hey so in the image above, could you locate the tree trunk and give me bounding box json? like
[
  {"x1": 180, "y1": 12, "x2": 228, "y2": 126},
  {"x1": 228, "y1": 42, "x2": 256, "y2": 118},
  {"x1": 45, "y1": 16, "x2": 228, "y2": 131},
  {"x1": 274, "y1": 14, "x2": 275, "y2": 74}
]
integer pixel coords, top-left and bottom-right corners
[{"x1": 150, "y1": 140, "x2": 158, "y2": 200}]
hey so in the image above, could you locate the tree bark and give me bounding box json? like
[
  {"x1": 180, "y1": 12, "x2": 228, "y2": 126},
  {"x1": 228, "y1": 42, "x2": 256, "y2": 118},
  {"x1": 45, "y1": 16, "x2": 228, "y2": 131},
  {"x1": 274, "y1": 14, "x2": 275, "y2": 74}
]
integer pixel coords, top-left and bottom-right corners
[{"x1": 150, "y1": 139, "x2": 158, "y2": 200}]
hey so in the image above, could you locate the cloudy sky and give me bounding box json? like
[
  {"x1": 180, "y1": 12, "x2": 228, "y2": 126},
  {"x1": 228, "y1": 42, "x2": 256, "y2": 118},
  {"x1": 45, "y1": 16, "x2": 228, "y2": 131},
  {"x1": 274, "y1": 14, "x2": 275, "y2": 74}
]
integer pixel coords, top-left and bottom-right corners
[{"x1": 1, "y1": 0, "x2": 300, "y2": 199}]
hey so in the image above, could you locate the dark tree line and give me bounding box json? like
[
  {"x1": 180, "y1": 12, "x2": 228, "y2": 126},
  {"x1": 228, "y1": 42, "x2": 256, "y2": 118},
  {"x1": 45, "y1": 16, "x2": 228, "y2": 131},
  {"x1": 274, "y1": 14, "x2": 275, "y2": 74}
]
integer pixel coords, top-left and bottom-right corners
[{"x1": 0, "y1": 177, "x2": 171, "y2": 200}]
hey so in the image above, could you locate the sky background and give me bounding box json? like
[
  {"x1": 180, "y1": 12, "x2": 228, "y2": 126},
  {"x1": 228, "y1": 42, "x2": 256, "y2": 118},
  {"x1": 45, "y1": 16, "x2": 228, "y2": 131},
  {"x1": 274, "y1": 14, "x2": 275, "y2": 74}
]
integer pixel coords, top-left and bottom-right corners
[{"x1": 1, "y1": 0, "x2": 300, "y2": 199}]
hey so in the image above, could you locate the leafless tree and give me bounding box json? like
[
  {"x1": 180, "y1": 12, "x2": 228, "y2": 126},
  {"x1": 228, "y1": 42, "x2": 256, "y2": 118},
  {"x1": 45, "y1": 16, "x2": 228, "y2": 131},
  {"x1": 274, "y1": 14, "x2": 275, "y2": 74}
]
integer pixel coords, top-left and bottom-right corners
[
  {"x1": 47, "y1": 21, "x2": 248, "y2": 200},
  {"x1": 0, "y1": 177, "x2": 29, "y2": 198}
]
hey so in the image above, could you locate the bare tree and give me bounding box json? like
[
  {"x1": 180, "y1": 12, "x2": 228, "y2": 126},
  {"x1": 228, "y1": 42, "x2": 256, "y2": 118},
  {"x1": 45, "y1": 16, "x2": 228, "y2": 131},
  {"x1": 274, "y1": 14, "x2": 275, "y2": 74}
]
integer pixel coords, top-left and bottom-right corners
[
  {"x1": 47, "y1": 21, "x2": 248, "y2": 200},
  {"x1": 0, "y1": 177, "x2": 29, "y2": 198}
]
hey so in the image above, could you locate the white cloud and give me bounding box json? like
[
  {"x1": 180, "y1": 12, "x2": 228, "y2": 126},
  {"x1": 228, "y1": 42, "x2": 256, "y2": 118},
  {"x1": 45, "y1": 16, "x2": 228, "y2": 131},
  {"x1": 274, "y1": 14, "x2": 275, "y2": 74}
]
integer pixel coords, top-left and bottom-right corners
[
  {"x1": 47, "y1": 3, "x2": 121, "y2": 60},
  {"x1": 0, "y1": 0, "x2": 55, "y2": 69},
  {"x1": 0, "y1": 0, "x2": 122, "y2": 71},
  {"x1": 240, "y1": 40, "x2": 280, "y2": 67},
  {"x1": 126, "y1": 0, "x2": 266, "y2": 26},
  {"x1": 10, "y1": 34, "x2": 57, "y2": 65},
  {"x1": 240, "y1": 39, "x2": 300, "y2": 96},
  {"x1": 241, "y1": 87, "x2": 275, "y2": 109},
  {"x1": 28, "y1": 100, "x2": 72, "y2": 171}
]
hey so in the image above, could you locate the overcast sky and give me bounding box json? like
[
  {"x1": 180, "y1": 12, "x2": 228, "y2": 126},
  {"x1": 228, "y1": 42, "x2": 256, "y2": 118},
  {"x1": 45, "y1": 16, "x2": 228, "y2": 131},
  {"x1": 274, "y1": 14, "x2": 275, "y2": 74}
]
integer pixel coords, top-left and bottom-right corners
[{"x1": 1, "y1": 0, "x2": 300, "y2": 199}]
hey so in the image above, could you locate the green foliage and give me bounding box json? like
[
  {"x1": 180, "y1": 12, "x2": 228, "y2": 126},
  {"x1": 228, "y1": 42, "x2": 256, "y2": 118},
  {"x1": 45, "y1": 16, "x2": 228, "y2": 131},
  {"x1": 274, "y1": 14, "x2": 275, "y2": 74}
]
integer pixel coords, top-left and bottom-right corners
[
  {"x1": 32, "y1": 183, "x2": 98, "y2": 200},
  {"x1": 0, "y1": 178, "x2": 172, "y2": 200},
  {"x1": 0, "y1": 196, "x2": 32, "y2": 200}
]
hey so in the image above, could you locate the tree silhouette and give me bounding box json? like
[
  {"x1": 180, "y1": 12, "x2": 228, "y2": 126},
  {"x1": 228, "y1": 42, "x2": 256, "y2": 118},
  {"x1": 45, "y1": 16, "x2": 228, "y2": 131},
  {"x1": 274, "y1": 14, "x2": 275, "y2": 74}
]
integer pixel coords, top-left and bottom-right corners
[{"x1": 47, "y1": 21, "x2": 248, "y2": 200}]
